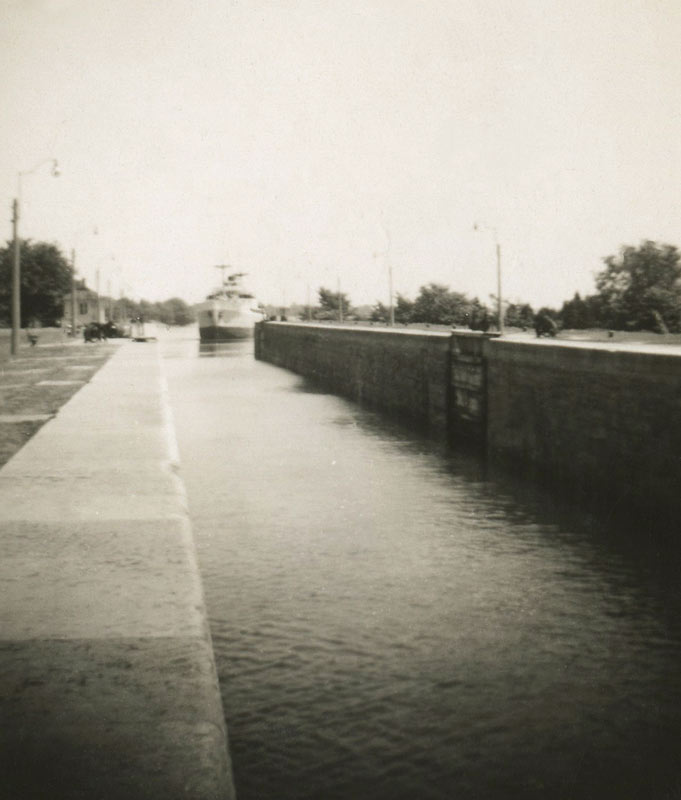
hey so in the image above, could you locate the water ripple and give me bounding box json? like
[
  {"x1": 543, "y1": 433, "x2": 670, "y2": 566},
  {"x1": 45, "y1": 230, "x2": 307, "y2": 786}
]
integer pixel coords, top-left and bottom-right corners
[{"x1": 163, "y1": 337, "x2": 681, "y2": 800}]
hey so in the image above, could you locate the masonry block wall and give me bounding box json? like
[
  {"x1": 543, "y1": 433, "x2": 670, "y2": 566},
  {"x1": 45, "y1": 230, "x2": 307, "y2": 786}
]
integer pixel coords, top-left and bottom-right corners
[
  {"x1": 255, "y1": 323, "x2": 452, "y2": 435},
  {"x1": 485, "y1": 340, "x2": 681, "y2": 519},
  {"x1": 256, "y1": 323, "x2": 681, "y2": 520}
]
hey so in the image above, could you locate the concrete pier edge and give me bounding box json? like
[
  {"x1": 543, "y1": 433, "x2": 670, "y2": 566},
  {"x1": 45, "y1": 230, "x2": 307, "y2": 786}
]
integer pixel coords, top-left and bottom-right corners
[
  {"x1": 157, "y1": 357, "x2": 237, "y2": 799},
  {"x1": 0, "y1": 340, "x2": 235, "y2": 799}
]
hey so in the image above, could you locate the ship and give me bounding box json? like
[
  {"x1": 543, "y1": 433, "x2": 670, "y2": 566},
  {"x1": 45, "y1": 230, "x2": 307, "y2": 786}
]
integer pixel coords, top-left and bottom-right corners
[{"x1": 195, "y1": 267, "x2": 263, "y2": 342}]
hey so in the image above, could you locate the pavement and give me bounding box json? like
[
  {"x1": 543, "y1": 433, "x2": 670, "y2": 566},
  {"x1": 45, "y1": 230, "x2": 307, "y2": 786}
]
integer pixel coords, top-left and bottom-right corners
[
  {"x1": 271, "y1": 322, "x2": 681, "y2": 355},
  {"x1": 498, "y1": 330, "x2": 681, "y2": 356},
  {"x1": 0, "y1": 340, "x2": 235, "y2": 799}
]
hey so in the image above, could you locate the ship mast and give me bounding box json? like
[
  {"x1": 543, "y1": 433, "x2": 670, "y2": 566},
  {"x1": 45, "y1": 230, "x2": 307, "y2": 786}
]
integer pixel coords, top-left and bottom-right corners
[{"x1": 215, "y1": 264, "x2": 230, "y2": 289}]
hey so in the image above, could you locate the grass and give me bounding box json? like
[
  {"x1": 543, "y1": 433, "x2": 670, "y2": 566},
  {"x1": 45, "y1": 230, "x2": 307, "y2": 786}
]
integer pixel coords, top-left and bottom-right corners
[
  {"x1": 554, "y1": 328, "x2": 681, "y2": 345},
  {"x1": 0, "y1": 337, "x2": 118, "y2": 468}
]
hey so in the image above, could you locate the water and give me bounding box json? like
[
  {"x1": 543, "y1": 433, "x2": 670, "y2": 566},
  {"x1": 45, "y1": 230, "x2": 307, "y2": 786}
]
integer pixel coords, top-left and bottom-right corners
[{"x1": 161, "y1": 332, "x2": 681, "y2": 800}]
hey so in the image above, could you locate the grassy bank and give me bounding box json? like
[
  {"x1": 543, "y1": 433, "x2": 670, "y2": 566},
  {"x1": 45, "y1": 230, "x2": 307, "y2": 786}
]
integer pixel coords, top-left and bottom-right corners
[
  {"x1": 0, "y1": 338, "x2": 119, "y2": 468},
  {"x1": 0, "y1": 327, "x2": 73, "y2": 359}
]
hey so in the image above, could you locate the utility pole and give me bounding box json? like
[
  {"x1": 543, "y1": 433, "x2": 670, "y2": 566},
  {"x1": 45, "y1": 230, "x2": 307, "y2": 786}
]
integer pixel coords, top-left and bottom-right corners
[
  {"x1": 337, "y1": 277, "x2": 343, "y2": 323},
  {"x1": 11, "y1": 200, "x2": 20, "y2": 355},
  {"x1": 69, "y1": 224, "x2": 97, "y2": 336},
  {"x1": 96, "y1": 269, "x2": 101, "y2": 323},
  {"x1": 474, "y1": 222, "x2": 504, "y2": 335},
  {"x1": 388, "y1": 260, "x2": 395, "y2": 327},
  {"x1": 376, "y1": 219, "x2": 394, "y2": 327},
  {"x1": 496, "y1": 242, "x2": 503, "y2": 335},
  {"x1": 71, "y1": 249, "x2": 77, "y2": 336}
]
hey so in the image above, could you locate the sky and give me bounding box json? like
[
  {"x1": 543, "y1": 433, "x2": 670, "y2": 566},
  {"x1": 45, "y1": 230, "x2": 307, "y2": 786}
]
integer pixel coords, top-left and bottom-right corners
[{"x1": 1, "y1": 0, "x2": 680, "y2": 310}]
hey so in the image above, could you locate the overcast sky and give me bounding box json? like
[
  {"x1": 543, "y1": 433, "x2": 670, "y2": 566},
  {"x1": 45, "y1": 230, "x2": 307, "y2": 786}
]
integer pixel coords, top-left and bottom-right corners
[{"x1": 1, "y1": 0, "x2": 680, "y2": 310}]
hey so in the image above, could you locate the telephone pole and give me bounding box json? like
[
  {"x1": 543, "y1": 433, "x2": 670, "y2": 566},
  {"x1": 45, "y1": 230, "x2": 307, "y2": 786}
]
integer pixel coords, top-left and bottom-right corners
[{"x1": 11, "y1": 200, "x2": 20, "y2": 355}]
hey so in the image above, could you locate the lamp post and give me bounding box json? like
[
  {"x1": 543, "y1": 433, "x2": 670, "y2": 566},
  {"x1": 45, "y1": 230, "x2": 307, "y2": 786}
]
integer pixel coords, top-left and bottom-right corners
[
  {"x1": 373, "y1": 220, "x2": 394, "y2": 327},
  {"x1": 70, "y1": 225, "x2": 98, "y2": 336},
  {"x1": 303, "y1": 250, "x2": 313, "y2": 321},
  {"x1": 71, "y1": 249, "x2": 77, "y2": 335},
  {"x1": 11, "y1": 158, "x2": 60, "y2": 355},
  {"x1": 337, "y1": 276, "x2": 343, "y2": 323},
  {"x1": 473, "y1": 222, "x2": 504, "y2": 335}
]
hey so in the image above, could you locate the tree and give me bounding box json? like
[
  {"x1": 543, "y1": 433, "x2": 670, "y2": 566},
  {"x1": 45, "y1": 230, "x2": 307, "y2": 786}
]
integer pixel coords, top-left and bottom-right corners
[
  {"x1": 370, "y1": 294, "x2": 414, "y2": 324},
  {"x1": 595, "y1": 241, "x2": 681, "y2": 332},
  {"x1": 504, "y1": 302, "x2": 535, "y2": 329},
  {"x1": 559, "y1": 293, "x2": 590, "y2": 329},
  {"x1": 313, "y1": 286, "x2": 352, "y2": 320},
  {"x1": 108, "y1": 295, "x2": 195, "y2": 326},
  {"x1": 138, "y1": 299, "x2": 157, "y2": 322},
  {"x1": 0, "y1": 239, "x2": 72, "y2": 327},
  {"x1": 370, "y1": 301, "x2": 389, "y2": 323},
  {"x1": 467, "y1": 298, "x2": 493, "y2": 331},
  {"x1": 558, "y1": 293, "x2": 605, "y2": 330},
  {"x1": 411, "y1": 283, "x2": 471, "y2": 325},
  {"x1": 395, "y1": 293, "x2": 414, "y2": 324},
  {"x1": 535, "y1": 305, "x2": 560, "y2": 326},
  {"x1": 155, "y1": 297, "x2": 195, "y2": 326}
]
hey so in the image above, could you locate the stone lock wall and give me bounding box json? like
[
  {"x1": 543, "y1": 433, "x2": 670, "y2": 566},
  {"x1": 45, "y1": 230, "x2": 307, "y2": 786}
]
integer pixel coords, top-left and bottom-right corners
[
  {"x1": 256, "y1": 324, "x2": 497, "y2": 444},
  {"x1": 255, "y1": 322, "x2": 681, "y2": 520},
  {"x1": 485, "y1": 340, "x2": 681, "y2": 520},
  {"x1": 256, "y1": 323, "x2": 453, "y2": 435}
]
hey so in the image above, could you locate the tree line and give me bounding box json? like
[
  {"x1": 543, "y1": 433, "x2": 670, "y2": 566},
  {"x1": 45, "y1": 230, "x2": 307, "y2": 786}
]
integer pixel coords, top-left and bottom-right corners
[
  {"x1": 3, "y1": 238, "x2": 681, "y2": 333},
  {"x1": 0, "y1": 240, "x2": 194, "y2": 328},
  {"x1": 108, "y1": 296, "x2": 195, "y2": 327},
  {"x1": 298, "y1": 240, "x2": 681, "y2": 333}
]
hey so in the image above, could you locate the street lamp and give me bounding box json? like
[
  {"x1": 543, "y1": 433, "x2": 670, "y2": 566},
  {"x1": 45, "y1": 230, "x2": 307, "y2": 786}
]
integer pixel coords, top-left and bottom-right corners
[
  {"x1": 95, "y1": 254, "x2": 117, "y2": 324},
  {"x1": 473, "y1": 222, "x2": 504, "y2": 335},
  {"x1": 337, "y1": 276, "x2": 343, "y2": 323},
  {"x1": 70, "y1": 225, "x2": 98, "y2": 336},
  {"x1": 373, "y1": 219, "x2": 394, "y2": 327},
  {"x1": 11, "y1": 158, "x2": 61, "y2": 355}
]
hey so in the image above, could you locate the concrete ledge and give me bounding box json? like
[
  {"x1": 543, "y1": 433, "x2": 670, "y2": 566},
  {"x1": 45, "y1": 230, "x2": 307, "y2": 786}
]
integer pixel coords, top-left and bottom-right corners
[
  {"x1": 0, "y1": 342, "x2": 234, "y2": 799},
  {"x1": 487, "y1": 336, "x2": 681, "y2": 378},
  {"x1": 0, "y1": 637, "x2": 229, "y2": 800},
  {"x1": 262, "y1": 321, "x2": 452, "y2": 339}
]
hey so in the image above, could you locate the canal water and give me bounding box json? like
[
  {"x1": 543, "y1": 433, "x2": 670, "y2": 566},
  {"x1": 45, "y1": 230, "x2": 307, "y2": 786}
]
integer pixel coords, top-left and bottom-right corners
[{"x1": 161, "y1": 331, "x2": 681, "y2": 800}]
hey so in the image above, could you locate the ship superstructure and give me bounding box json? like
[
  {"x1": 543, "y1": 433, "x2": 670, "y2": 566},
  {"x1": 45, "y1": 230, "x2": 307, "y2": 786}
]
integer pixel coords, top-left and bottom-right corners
[{"x1": 195, "y1": 267, "x2": 262, "y2": 341}]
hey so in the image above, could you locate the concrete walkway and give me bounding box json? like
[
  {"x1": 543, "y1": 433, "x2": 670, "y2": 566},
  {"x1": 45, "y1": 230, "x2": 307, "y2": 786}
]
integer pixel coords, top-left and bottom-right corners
[{"x1": 0, "y1": 341, "x2": 235, "y2": 799}]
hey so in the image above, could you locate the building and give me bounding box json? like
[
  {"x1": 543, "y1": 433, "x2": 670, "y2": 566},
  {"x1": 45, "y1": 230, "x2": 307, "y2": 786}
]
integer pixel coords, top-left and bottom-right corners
[{"x1": 62, "y1": 281, "x2": 104, "y2": 331}]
